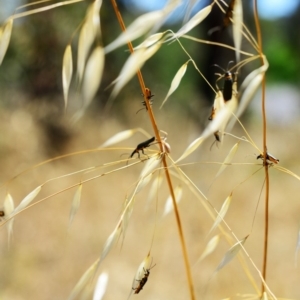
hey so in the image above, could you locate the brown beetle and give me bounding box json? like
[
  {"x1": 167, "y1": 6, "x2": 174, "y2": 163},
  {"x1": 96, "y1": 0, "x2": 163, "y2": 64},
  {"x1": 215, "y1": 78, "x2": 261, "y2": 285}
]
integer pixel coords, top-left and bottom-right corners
[
  {"x1": 130, "y1": 137, "x2": 155, "y2": 159},
  {"x1": 257, "y1": 152, "x2": 279, "y2": 165},
  {"x1": 136, "y1": 88, "x2": 155, "y2": 114},
  {"x1": 132, "y1": 264, "x2": 156, "y2": 294}
]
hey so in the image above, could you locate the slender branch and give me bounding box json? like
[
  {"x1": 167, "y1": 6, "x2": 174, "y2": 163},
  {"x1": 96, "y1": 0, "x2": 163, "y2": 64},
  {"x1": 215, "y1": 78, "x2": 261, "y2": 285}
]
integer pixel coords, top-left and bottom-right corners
[
  {"x1": 110, "y1": 1, "x2": 195, "y2": 299},
  {"x1": 253, "y1": 0, "x2": 269, "y2": 295}
]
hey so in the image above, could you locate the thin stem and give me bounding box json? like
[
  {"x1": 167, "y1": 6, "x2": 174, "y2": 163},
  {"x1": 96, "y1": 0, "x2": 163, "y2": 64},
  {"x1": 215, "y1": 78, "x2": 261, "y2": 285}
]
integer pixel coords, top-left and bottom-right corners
[
  {"x1": 110, "y1": 1, "x2": 195, "y2": 299},
  {"x1": 253, "y1": 0, "x2": 269, "y2": 295}
]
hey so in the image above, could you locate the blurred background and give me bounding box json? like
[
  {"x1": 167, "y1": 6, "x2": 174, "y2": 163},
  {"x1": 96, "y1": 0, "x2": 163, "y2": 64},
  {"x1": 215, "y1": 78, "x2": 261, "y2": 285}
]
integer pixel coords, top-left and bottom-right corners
[{"x1": 0, "y1": 0, "x2": 300, "y2": 299}]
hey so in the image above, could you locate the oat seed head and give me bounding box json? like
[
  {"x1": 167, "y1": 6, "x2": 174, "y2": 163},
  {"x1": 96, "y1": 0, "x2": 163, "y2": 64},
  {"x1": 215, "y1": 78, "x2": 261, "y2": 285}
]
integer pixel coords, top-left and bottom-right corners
[
  {"x1": 62, "y1": 44, "x2": 73, "y2": 110},
  {"x1": 0, "y1": 19, "x2": 13, "y2": 66},
  {"x1": 160, "y1": 61, "x2": 189, "y2": 109}
]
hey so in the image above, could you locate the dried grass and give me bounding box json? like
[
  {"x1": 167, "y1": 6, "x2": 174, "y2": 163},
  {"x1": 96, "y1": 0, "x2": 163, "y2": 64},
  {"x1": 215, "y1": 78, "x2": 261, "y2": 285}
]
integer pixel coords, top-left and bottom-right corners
[{"x1": 0, "y1": 1, "x2": 299, "y2": 300}]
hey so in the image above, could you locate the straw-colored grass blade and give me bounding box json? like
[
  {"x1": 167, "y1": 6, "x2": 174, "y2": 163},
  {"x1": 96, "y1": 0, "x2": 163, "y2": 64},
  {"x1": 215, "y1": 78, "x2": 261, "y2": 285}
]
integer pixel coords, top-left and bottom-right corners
[
  {"x1": 11, "y1": 0, "x2": 84, "y2": 20},
  {"x1": 4, "y1": 193, "x2": 15, "y2": 246},
  {"x1": 122, "y1": 173, "x2": 152, "y2": 236},
  {"x1": 122, "y1": 197, "x2": 135, "y2": 242},
  {"x1": 0, "y1": 19, "x2": 13, "y2": 65},
  {"x1": 163, "y1": 185, "x2": 182, "y2": 216},
  {"x1": 99, "y1": 222, "x2": 122, "y2": 264},
  {"x1": 274, "y1": 166, "x2": 300, "y2": 181},
  {"x1": 86, "y1": 0, "x2": 102, "y2": 40},
  {"x1": 93, "y1": 272, "x2": 109, "y2": 300},
  {"x1": 183, "y1": 0, "x2": 200, "y2": 23},
  {"x1": 139, "y1": 155, "x2": 162, "y2": 179},
  {"x1": 176, "y1": 96, "x2": 236, "y2": 162},
  {"x1": 146, "y1": 175, "x2": 163, "y2": 207},
  {"x1": 239, "y1": 72, "x2": 263, "y2": 114},
  {"x1": 105, "y1": 10, "x2": 164, "y2": 54},
  {"x1": 134, "y1": 32, "x2": 166, "y2": 50},
  {"x1": 176, "y1": 136, "x2": 204, "y2": 163},
  {"x1": 91, "y1": 0, "x2": 103, "y2": 19},
  {"x1": 215, "y1": 235, "x2": 248, "y2": 272},
  {"x1": 209, "y1": 193, "x2": 232, "y2": 235},
  {"x1": 68, "y1": 259, "x2": 99, "y2": 300},
  {"x1": 218, "y1": 87, "x2": 238, "y2": 142},
  {"x1": 100, "y1": 129, "x2": 136, "y2": 147},
  {"x1": 175, "y1": 4, "x2": 212, "y2": 38},
  {"x1": 82, "y1": 46, "x2": 105, "y2": 107},
  {"x1": 215, "y1": 143, "x2": 239, "y2": 178},
  {"x1": 232, "y1": 0, "x2": 243, "y2": 62},
  {"x1": 232, "y1": 57, "x2": 268, "y2": 123},
  {"x1": 77, "y1": 1, "x2": 101, "y2": 84},
  {"x1": 13, "y1": 186, "x2": 42, "y2": 215},
  {"x1": 4, "y1": 193, "x2": 14, "y2": 216},
  {"x1": 196, "y1": 235, "x2": 220, "y2": 264},
  {"x1": 111, "y1": 43, "x2": 161, "y2": 99},
  {"x1": 160, "y1": 61, "x2": 189, "y2": 109},
  {"x1": 69, "y1": 184, "x2": 82, "y2": 226},
  {"x1": 77, "y1": 22, "x2": 89, "y2": 83},
  {"x1": 213, "y1": 90, "x2": 225, "y2": 115},
  {"x1": 202, "y1": 97, "x2": 237, "y2": 139},
  {"x1": 62, "y1": 44, "x2": 73, "y2": 110},
  {"x1": 135, "y1": 174, "x2": 152, "y2": 194}
]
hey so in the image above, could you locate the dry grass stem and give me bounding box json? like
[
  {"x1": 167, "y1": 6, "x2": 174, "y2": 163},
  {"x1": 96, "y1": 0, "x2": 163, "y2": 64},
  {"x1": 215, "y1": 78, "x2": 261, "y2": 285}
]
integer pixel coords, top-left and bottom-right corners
[{"x1": 0, "y1": 1, "x2": 298, "y2": 299}]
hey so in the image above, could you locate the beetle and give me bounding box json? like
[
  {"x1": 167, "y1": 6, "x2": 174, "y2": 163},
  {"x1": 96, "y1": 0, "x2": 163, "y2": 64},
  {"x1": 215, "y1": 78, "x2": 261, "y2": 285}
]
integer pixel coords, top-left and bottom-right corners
[
  {"x1": 213, "y1": 61, "x2": 235, "y2": 102},
  {"x1": 132, "y1": 264, "x2": 156, "y2": 294},
  {"x1": 214, "y1": 131, "x2": 221, "y2": 142},
  {"x1": 208, "y1": 106, "x2": 216, "y2": 121},
  {"x1": 257, "y1": 152, "x2": 279, "y2": 165},
  {"x1": 223, "y1": 0, "x2": 236, "y2": 28},
  {"x1": 208, "y1": 0, "x2": 236, "y2": 35},
  {"x1": 136, "y1": 88, "x2": 155, "y2": 114},
  {"x1": 130, "y1": 137, "x2": 155, "y2": 159}
]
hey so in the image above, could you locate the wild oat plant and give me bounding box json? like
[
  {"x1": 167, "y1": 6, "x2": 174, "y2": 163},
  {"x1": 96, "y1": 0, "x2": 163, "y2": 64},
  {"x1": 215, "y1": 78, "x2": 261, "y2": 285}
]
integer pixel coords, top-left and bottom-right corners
[{"x1": 0, "y1": 1, "x2": 299, "y2": 299}]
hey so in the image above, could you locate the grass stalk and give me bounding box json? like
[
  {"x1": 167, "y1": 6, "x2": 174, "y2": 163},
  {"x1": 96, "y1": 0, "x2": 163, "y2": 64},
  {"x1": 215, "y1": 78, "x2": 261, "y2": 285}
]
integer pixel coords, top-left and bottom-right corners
[
  {"x1": 253, "y1": 0, "x2": 269, "y2": 295},
  {"x1": 110, "y1": 1, "x2": 195, "y2": 299}
]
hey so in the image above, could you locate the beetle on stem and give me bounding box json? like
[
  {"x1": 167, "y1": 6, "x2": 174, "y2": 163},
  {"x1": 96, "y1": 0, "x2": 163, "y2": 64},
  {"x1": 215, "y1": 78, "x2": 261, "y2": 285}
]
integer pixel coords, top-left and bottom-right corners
[
  {"x1": 132, "y1": 264, "x2": 156, "y2": 294},
  {"x1": 130, "y1": 137, "x2": 155, "y2": 159},
  {"x1": 208, "y1": 0, "x2": 236, "y2": 35},
  {"x1": 213, "y1": 61, "x2": 236, "y2": 102},
  {"x1": 136, "y1": 88, "x2": 155, "y2": 114},
  {"x1": 257, "y1": 152, "x2": 279, "y2": 165}
]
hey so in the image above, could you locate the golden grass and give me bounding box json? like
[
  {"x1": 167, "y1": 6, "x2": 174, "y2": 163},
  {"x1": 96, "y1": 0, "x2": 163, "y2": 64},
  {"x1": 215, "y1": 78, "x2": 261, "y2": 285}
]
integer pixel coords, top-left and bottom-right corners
[
  {"x1": 0, "y1": 104, "x2": 300, "y2": 299},
  {"x1": 1, "y1": 0, "x2": 300, "y2": 299}
]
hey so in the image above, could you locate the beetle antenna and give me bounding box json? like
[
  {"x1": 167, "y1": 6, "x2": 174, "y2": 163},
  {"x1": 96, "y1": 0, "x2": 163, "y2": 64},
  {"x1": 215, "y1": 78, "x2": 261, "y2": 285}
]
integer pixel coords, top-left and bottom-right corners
[
  {"x1": 136, "y1": 107, "x2": 145, "y2": 114},
  {"x1": 211, "y1": 64, "x2": 226, "y2": 73},
  {"x1": 227, "y1": 60, "x2": 235, "y2": 71}
]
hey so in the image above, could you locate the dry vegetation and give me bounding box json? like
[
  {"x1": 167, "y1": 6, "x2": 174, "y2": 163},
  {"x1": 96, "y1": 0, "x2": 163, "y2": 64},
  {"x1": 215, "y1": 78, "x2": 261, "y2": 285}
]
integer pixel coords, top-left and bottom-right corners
[{"x1": 0, "y1": 1, "x2": 300, "y2": 300}]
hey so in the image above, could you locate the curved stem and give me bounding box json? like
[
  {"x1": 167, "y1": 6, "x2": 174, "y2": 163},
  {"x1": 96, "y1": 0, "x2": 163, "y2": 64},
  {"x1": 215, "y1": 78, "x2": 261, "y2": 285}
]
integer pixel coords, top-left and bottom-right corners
[
  {"x1": 110, "y1": 1, "x2": 195, "y2": 299},
  {"x1": 253, "y1": 0, "x2": 269, "y2": 295}
]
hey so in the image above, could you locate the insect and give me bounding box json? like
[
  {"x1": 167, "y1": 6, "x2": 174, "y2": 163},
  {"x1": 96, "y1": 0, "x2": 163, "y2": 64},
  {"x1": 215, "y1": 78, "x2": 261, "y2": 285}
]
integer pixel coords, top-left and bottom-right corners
[
  {"x1": 213, "y1": 61, "x2": 236, "y2": 102},
  {"x1": 208, "y1": 97, "x2": 221, "y2": 143},
  {"x1": 214, "y1": 131, "x2": 221, "y2": 142},
  {"x1": 223, "y1": 0, "x2": 236, "y2": 28},
  {"x1": 257, "y1": 152, "x2": 279, "y2": 165},
  {"x1": 208, "y1": 106, "x2": 216, "y2": 121},
  {"x1": 136, "y1": 88, "x2": 155, "y2": 114},
  {"x1": 208, "y1": 0, "x2": 236, "y2": 35},
  {"x1": 130, "y1": 137, "x2": 155, "y2": 159},
  {"x1": 133, "y1": 264, "x2": 156, "y2": 294},
  {"x1": 0, "y1": 210, "x2": 4, "y2": 217}
]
